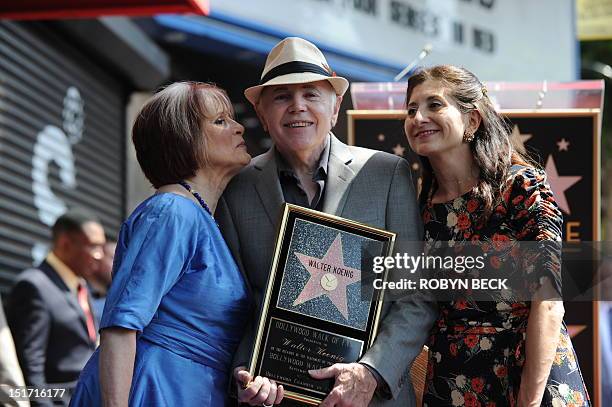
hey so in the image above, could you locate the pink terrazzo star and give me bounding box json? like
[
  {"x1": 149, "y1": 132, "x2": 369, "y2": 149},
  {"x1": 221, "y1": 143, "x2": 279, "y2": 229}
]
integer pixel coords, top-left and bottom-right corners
[
  {"x1": 545, "y1": 155, "x2": 581, "y2": 215},
  {"x1": 293, "y1": 234, "x2": 361, "y2": 319}
]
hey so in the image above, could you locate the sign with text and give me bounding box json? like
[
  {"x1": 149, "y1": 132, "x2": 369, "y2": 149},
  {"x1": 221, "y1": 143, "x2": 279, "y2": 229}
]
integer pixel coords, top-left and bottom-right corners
[{"x1": 209, "y1": 0, "x2": 575, "y2": 81}]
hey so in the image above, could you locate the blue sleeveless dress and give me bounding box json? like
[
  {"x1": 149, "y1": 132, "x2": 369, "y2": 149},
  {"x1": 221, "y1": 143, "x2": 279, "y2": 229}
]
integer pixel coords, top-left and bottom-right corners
[{"x1": 70, "y1": 193, "x2": 251, "y2": 406}]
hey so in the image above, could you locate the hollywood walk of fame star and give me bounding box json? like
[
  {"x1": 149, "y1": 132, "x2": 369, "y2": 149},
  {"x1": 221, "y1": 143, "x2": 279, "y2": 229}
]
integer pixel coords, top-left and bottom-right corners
[
  {"x1": 545, "y1": 155, "x2": 581, "y2": 215},
  {"x1": 557, "y1": 138, "x2": 570, "y2": 152},
  {"x1": 392, "y1": 143, "x2": 405, "y2": 157},
  {"x1": 567, "y1": 325, "x2": 587, "y2": 338},
  {"x1": 377, "y1": 133, "x2": 385, "y2": 142},
  {"x1": 510, "y1": 125, "x2": 532, "y2": 155},
  {"x1": 293, "y1": 234, "x2": 361, "y2": 319}
]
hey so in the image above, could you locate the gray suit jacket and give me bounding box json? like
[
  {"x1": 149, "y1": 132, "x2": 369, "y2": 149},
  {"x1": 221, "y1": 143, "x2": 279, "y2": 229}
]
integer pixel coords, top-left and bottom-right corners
[{"x1": 217, "y1": 135, "x2": 436, "y2": 406}]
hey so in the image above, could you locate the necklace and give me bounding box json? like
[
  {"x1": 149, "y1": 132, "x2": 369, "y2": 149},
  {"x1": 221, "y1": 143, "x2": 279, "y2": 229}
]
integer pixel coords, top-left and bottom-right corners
[
  {"x1": 429, "y1": 177, "x2": 477, "y2": 205},
  {"x1": 178, "y1": 180, "x2": 214, "y2": 218}
]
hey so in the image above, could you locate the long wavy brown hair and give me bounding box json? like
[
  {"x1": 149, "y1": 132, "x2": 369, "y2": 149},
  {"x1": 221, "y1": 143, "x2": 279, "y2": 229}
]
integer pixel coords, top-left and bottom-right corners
[{"x1": 406, "y1": 65, "x2": 530, "y2": 220}]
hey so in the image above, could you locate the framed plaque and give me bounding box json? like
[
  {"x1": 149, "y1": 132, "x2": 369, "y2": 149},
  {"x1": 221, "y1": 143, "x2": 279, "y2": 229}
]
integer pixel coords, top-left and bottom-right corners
[{"x1": 249, "y1": 204, "x2": 396, "y2": 405}]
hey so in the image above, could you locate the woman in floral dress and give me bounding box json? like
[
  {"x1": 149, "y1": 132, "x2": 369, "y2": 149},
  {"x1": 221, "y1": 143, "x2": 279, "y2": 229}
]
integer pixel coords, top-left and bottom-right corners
[{"x1": 403, "y1": 65, "x2": 589, "y2": 406}]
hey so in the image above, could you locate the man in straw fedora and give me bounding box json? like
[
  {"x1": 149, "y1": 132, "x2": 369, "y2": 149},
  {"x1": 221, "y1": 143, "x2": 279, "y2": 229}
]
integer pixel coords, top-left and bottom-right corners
[{"x1": 217, "y1": 37, "x2": 435, "y2": 407}]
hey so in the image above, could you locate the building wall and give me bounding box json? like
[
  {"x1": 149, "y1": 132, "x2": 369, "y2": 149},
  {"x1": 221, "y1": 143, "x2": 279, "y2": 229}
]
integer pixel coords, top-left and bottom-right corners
[{"x1": 0, "y1": 21, "x2": 126, "y2": 292}]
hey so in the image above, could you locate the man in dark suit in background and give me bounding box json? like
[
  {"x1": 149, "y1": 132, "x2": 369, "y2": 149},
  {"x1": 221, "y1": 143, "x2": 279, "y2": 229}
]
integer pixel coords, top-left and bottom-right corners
[{"x1": 6, "y1": 209, "x2": 105, "y2": 406}]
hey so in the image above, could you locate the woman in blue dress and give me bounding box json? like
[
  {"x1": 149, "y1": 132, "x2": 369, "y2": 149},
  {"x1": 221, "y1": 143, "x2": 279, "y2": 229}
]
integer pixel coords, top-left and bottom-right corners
[{"x1": 70, "y1": 82, "x2": 284, "y2": 406}]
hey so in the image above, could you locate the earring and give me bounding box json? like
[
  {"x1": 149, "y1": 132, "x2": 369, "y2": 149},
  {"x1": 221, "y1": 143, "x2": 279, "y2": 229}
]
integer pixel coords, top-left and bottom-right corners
[{"x1": 463, "y1": 130, "x2": 475, "y2": 143}]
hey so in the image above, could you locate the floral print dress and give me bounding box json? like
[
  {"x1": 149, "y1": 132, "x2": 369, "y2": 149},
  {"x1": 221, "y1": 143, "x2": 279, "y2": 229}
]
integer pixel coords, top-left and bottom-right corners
[{"x1": 422, "y1": 166, "x2": 590, "y2": 407}]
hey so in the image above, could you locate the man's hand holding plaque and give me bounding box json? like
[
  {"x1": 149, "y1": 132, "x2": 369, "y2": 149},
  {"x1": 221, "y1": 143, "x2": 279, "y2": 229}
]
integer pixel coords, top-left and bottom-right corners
[
  {"x1": 309, "y1": 363, "x2": 377, "y2": 407},
  {"x1": 247, "y1": 204, "x2": 395, "y2": 405}
]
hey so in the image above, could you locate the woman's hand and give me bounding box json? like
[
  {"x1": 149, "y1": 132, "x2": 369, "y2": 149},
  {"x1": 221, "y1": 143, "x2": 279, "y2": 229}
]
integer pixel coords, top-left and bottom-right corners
[
  {"x1": 518, "y1": 295, "x2": 564, "y2": 407},
  {"x1": 100, "y1": 327, "x2": 137, "y2": 407},
  {"x1": 233, "y1": 366, "x2": 284, "y2": 406},
  {"x1": 517, "y1": 389, "x2": 546, "y2": 407}
]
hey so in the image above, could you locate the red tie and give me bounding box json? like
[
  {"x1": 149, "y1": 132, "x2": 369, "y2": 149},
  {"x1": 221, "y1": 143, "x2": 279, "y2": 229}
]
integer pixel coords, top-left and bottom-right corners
[{"x1": 77, "y1": 283, "x2": 97, "y2": 343}]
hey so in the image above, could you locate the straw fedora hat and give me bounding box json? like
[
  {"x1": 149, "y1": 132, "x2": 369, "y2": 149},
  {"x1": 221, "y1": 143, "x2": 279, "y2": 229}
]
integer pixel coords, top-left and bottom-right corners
[{"x1": 244, "y1": 37, "x2": 349, "y2": 105}]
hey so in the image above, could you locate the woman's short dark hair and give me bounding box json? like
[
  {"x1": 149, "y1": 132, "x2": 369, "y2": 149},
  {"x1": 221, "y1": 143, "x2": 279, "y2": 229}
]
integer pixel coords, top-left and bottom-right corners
[{"x1": 132, "y1": 82, "x2": 234, "y2": 188}]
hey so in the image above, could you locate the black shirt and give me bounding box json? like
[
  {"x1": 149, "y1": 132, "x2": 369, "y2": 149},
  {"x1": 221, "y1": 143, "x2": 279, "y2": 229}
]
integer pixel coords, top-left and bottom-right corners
[{"x1": 276, "y1": 136, "x2": 330, "y2": 210}]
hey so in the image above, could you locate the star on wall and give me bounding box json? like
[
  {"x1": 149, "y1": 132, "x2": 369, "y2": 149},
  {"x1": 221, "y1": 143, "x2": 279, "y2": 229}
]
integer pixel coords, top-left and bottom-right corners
[
  {"x1": 545, "y1": 155, "x2": 581, "y2": 215},
  {"x1": 567, "y1": 325, "x2": 587, "y2": 338},
  {"x1": 392, "y1": 143, "x2": 405, "y2": 157},
  {"x1": 557, "y1": 138, "x2": 570, "y2": 152},
  {"x1": 293, "y1": 234, "x2": 361, "y2": 320},
  {"x1": 510, "y1": 125, "x2": 532, "y2": 155}
]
